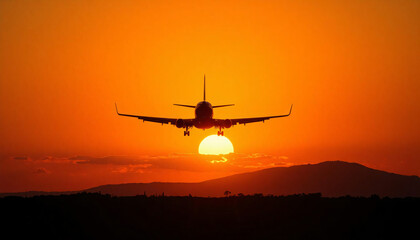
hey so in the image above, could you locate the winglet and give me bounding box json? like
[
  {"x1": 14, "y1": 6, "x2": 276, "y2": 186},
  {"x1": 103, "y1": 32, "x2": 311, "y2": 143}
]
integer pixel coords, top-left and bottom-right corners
[
  {"x1": 115, "y1": 102, "x2": 120, "y2": 115},
  {"x1": 203, "y1": 74, "x2": 206, "y2": 101},
  {"x1": 288, "y1": 104, "x2": 293, "y2": 116}
]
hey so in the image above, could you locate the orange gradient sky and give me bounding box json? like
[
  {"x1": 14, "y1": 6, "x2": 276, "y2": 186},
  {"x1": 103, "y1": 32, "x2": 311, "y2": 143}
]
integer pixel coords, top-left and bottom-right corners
[{"x1": 0, "y1": 0, "x2": 419, "y2": 192}]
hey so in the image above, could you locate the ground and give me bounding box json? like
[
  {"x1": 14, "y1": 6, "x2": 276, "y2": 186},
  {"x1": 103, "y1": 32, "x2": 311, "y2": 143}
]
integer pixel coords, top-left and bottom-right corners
[{"x1": 1, "y1": 193, "x2": 419, "y2": 239}]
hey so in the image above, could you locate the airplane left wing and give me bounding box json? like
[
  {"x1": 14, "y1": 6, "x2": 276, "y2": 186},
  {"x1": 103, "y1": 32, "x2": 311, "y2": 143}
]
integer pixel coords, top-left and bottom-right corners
[
  {"x1": 115, "y1": 103, "x2": 178, "y2": 125},
  {"x1": 229, "y1": 105, "x2": 293, "y2": 125}
]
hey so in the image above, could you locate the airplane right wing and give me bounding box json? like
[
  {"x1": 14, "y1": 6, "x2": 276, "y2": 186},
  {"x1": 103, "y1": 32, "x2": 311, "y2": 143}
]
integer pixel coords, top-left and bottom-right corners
[
  {"x1": 230, "y1": 105, "x2": 293, "y2": 125},
  {"x1": 115, "y1": 103, "x2": 193, "y2": 126}
]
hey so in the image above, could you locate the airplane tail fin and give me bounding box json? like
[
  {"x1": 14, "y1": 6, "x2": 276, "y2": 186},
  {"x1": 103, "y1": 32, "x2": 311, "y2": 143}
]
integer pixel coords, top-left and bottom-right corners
[
  {"x1": 213, "y1": 104, "x2": 235, "y2": 108},
  {"x1": 203, "y1": 74, "x2": 206, "y2": 101}
]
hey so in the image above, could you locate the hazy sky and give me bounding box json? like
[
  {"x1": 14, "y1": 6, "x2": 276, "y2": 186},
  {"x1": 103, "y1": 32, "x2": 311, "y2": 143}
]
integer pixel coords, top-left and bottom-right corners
[{"x1": 1, "y1": 0, "x2": 419, "y2": 192}]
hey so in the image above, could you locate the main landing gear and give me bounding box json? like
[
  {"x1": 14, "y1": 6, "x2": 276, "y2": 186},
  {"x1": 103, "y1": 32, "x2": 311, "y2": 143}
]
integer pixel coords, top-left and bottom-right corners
[
  {"x1": 184, "y1": 126, "x2": 190, "y2": 136},
  {"x1": 217, "y1": 126, "x2": 224, "y2": 136}
]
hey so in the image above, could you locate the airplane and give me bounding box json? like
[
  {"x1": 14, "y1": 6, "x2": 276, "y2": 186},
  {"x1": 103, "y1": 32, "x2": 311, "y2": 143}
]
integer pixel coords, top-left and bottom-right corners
[{"x1": 115, "y1": 75, "x2": 292, "y2": 136}]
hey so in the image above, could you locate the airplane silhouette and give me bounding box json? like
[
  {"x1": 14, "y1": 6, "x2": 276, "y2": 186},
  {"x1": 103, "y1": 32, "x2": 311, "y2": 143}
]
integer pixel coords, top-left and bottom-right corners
[{"x1": 115, "y1": 75, "x2": 292, "y2": 136}]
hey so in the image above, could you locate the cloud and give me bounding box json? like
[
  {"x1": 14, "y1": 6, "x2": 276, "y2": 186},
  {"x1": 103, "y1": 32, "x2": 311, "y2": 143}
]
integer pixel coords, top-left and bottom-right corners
[
  {"x1": 70, "y1": 156, "x2": 151, "y2": 165},
  {"x1": 12, "y1": 153, "x2": 293, "y2": 174},
  {"x1": 69, "y1": 153, "x2": 292, "y2": 172},
  {"x1": 11, "y1": 155, "x2": 79, "y2": 164},
  {"x1": 33, "y1": 168, "x2": 50, "y2": 174},
  {"x1": 112, "y1": 166, "x2": 146, "y2": 174},
  {"x1": 70, "y1": 154, "x2": 226, "y2": 172},
  {"x1": 227, "y1": 153, "x2": 292, "y2": 169}
]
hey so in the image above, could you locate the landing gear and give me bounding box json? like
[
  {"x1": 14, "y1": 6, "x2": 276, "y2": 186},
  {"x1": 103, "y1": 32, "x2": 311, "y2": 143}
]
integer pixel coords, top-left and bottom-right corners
[
  {"x1": 184, "y1": 126, "x2": 190, "y2": 136},
  {"x1": 217, "y1": 126, "x2": 224, "y2": 136}
]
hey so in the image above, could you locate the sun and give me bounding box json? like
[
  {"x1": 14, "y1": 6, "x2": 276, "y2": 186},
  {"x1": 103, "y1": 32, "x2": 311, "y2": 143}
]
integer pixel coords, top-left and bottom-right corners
[{"x1": 199, "y1": 135, "x2": 234, "y2": 155}]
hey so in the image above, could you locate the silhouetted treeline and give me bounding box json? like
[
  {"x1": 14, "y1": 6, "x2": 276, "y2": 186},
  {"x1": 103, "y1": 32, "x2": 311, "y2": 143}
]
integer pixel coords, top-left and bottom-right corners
[{"x1": 1, "y1": 192, "x2": 419, "y2": 239}]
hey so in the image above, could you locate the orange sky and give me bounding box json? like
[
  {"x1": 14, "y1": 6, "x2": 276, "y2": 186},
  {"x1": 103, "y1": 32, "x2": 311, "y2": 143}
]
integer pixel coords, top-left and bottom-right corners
[{"x1": 0, "y1": 0, "x2": 419, "y2": 192}]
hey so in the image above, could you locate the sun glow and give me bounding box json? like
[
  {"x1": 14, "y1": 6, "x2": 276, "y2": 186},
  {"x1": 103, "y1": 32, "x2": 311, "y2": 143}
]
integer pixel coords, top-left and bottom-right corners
[{"x1": 199, "y1": 135, "x2": 234, "y2": 155}]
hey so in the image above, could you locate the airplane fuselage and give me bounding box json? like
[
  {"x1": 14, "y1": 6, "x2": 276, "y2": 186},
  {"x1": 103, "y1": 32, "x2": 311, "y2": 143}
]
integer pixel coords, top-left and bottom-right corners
[{"x1": 194, "y1": 101, "x2": 214, "y2": 129}]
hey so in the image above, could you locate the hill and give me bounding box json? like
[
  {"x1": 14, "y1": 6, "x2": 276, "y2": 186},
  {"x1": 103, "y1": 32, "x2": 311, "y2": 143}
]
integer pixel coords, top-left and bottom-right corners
[
  {"x1": 2, "y1": 161, "x2": 420, "y2": 197},
  {"x1": 85, "y1": 161, "x2": 420, "y2": 197}
]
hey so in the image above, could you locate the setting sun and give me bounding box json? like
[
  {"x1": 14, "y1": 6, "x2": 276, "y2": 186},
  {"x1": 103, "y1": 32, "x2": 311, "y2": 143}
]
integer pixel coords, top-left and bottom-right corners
[{"x1": 199, "y1": 135, "x2": 234, "y2": 155}]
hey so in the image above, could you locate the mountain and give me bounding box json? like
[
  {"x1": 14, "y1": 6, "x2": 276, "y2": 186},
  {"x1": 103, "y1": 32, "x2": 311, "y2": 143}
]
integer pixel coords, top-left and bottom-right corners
[{"x1": 2, "y1": 161, "x2": 420, "y2": 197}]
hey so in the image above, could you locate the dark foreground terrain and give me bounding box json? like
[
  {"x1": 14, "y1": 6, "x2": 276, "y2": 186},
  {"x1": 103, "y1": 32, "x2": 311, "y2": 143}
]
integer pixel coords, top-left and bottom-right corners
[{"x1": 1, "y1": 193, "x2": 419, "y2": 240}]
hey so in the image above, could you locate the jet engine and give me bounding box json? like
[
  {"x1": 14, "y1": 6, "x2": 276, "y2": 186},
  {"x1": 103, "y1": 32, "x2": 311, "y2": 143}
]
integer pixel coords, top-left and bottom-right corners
[
  {"x1": 176, "y1": 119, "x2": 185, "y2": 128},
  {"x1": 223, "y1": 119, "x2": 232, "y2": 128}
]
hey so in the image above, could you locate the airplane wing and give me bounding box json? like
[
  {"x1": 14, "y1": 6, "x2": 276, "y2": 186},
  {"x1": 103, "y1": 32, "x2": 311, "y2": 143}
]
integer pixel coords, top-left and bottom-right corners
[
  {"x1": 229, "y1": 105, "x2": 293, "y2": 125},
  {"x1": 115, "y1": 103, "x2": 180, "y2": 125}
]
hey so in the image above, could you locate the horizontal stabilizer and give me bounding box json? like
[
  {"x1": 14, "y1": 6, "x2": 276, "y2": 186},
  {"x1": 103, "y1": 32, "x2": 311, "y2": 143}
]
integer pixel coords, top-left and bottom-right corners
[
  {"x1": 174, "y1": 104, "x2": 196, "y2": 108},
  {"x1": 213, "y1": 104, "x2": 235, "y2": 108}
]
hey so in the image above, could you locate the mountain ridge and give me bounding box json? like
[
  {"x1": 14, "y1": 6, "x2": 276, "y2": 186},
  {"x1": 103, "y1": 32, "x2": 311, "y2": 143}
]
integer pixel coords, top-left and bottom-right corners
[{"x1": 2, "y1": 160, "x2": 419, "y2": 197}]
